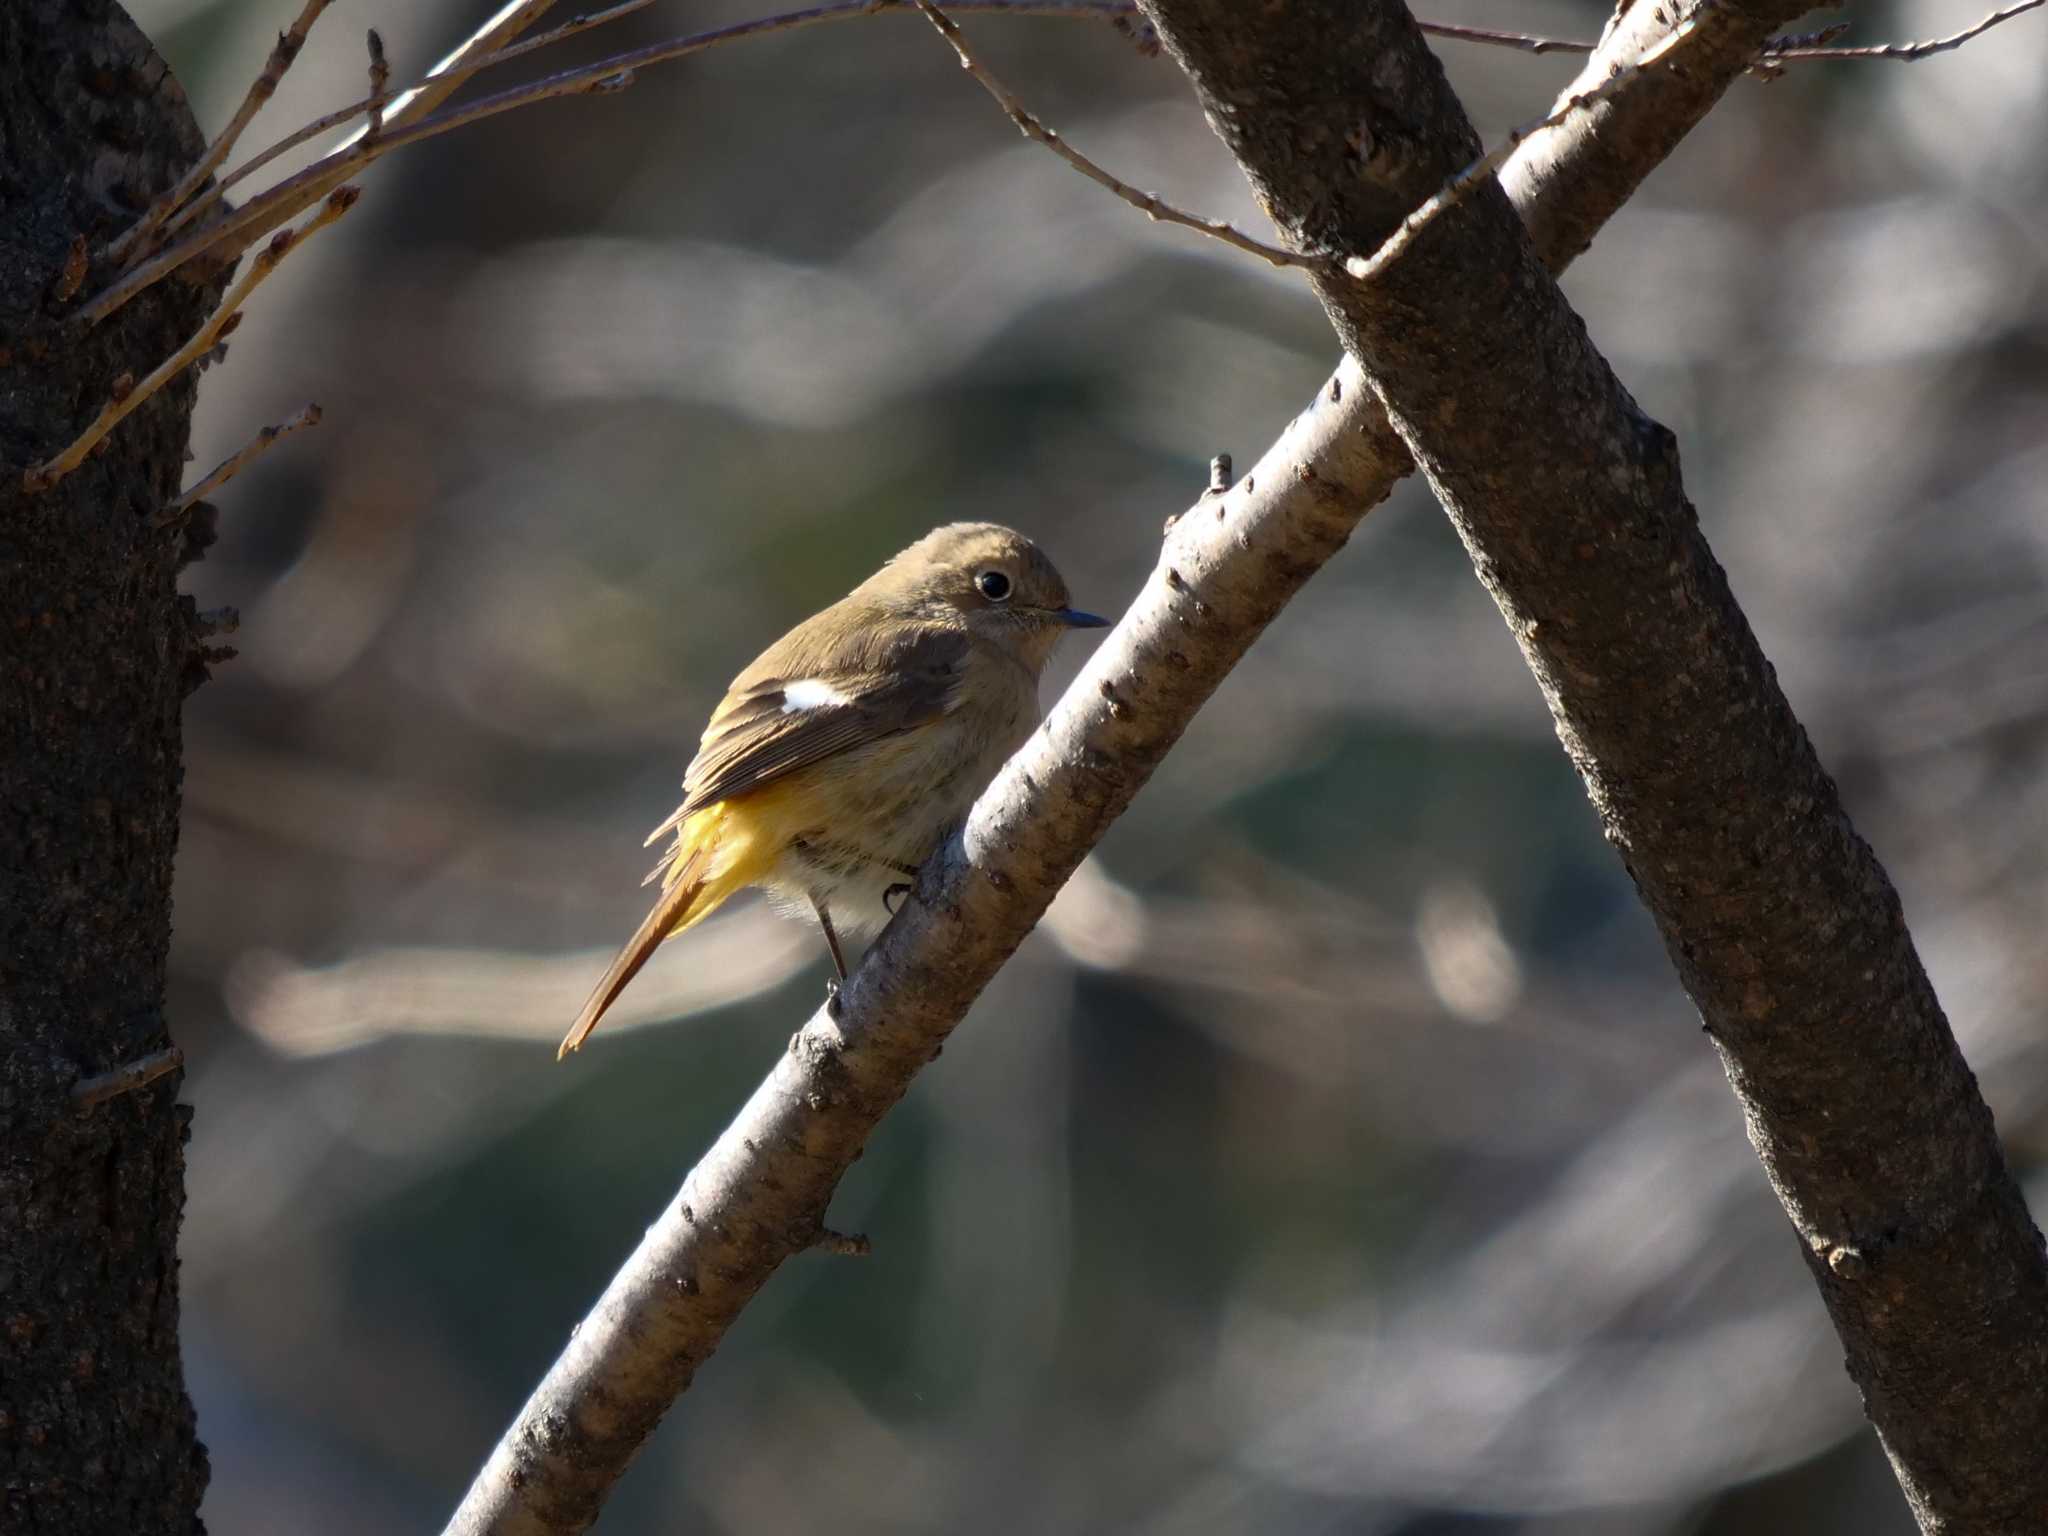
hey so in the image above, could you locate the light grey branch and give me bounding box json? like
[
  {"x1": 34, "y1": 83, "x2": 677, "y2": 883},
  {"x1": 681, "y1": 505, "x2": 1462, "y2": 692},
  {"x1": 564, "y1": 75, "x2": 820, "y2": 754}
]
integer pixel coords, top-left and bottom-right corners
[{"x1": 442, "y1": 4, "x2": 1813, "y2": 1531}]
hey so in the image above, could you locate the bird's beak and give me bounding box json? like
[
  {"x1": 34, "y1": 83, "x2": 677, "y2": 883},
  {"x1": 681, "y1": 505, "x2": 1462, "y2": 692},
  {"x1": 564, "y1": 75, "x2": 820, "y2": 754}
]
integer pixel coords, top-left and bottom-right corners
[{"x1": 1052, "y1": 607, "x2": 1110, "y2": 629}]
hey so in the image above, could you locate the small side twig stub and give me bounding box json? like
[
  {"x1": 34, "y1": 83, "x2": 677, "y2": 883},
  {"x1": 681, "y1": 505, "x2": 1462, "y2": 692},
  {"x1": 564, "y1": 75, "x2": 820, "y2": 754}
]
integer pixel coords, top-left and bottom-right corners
[
  {"x1": 163, "y1": 402, "x2": 322, "y2": 522},
  {"x1": 73, "y1": 1046, "x2": 185, "y2": 1109}
]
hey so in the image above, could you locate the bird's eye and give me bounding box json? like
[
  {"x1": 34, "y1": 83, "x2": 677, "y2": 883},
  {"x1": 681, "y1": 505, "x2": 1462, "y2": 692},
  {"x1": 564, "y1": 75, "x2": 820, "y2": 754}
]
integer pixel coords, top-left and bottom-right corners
[{"x1": 976, "y1": 570, "x2": 1012, "y2": 602}]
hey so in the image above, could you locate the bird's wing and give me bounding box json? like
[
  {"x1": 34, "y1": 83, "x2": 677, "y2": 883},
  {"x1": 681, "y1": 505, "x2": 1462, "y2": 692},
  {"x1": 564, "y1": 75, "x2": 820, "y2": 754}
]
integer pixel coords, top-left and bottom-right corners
[{"x1": 656, "y1": 620, "x2": 969, "y2": 833}]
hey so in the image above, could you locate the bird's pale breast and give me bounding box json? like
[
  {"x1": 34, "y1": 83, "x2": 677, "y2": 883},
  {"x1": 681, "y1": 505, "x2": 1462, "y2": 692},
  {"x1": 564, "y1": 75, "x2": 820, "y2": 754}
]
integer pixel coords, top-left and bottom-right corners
[{"x1": 762, "y1": 645, "x2": 1039, "y2": 933}]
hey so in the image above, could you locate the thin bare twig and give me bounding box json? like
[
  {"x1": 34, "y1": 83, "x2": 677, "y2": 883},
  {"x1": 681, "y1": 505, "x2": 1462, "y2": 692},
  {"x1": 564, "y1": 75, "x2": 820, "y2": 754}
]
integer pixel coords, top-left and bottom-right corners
[
  {"x1": 156, "y1": 0, "x2": 630, "y2": 251},
  {"x1": 83, "y1": 79, "x2": 601, "y2": 327},
  {"x1": 1344, "y1": 14, "x2": 1701, "y2": 286},
  {"x1": 72, "y1": 1046, "x2": 184, "y2": 1109},
  {"x1": 1770, "y1": 0, "x2": 2044, "y2": 60},
  {"x1": 1758, "y1": 22, "x2": 1851, "y2": 53},
  {"x1": 153, "y1": 0, "x2": 1147, "y2": 267},
  {"x1": 161, "y1": 403, "x2": 323, "y2": 524},
  {"x1": 26, "y1": 189, "x2": 359, "y2": 494},
  {"x1": 155, "y1": 88, "x2": 398, "y2": 251},
  {"x1": 1417, "y1": 19, "x2": 1593, "y2": 55},
  {"x1": 81, "y1": 1, "x2": 1161, "y2": 329},
  {"x1": 104, "y1": 0, "x2": 334, "y2": 268},
  {"x1": 375, "y1": 0, "x2": 561, "y2": 137},
  {"x1": 1414, "y1": 1, "x2": 2046, "y2": 64},
  {"x1": 205, "y1": 0, "x2": 1091, "y2": 242},
  {"x1": 140, "y1": 0, "x2": 564, "y2": 288},
  {"x1": 1741, "y1": 21, "x2": 1845, "y2": 80},
  {"x1": 239, "y1": 0, "x2": 564, "y2": 244},
  {"x1": 914, "y1": 0, "x2": 1315, "y2": 269},
  {"x1": 365, "y1": 29, "x2": 390, "y2": 143}
]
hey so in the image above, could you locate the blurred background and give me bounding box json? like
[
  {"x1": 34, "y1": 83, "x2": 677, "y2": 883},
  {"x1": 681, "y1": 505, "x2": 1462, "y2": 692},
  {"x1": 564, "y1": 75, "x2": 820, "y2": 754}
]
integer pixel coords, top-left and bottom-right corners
[{"x1": 129, "y1": 0, "x2": 2048, "y2": 1530}]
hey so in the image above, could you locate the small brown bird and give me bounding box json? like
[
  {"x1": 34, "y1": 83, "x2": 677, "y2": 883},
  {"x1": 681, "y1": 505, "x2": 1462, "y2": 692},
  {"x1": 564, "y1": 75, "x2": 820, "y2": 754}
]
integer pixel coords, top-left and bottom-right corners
[{"x1": 558, "y1": 522, "x2": 1107, "y2": 1057}]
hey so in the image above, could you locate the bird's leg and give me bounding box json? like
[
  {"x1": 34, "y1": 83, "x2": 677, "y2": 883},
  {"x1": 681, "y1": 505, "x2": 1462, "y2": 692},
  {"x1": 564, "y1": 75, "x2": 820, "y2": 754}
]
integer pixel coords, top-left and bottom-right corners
[
  {"x1": 881, "y1": 857, "x2": 921, "y2": 917},
  {"x1": 810, "y1": 893, "x2": 850, "y2": 1016}
]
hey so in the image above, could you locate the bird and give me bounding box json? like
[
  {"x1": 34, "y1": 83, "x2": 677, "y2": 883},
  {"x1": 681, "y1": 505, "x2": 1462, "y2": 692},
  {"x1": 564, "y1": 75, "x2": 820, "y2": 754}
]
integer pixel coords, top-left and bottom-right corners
[{"x1": 558, "y1": 522, "x2": 1107, "y2": 1057}]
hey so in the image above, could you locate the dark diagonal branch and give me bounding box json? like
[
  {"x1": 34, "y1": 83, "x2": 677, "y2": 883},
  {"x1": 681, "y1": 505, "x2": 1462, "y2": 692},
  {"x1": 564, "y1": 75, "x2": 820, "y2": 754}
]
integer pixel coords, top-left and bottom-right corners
[
  {"x1": 442, "y1": 4, "x2": 1815, "y2": 1532},
  {"x1": 1135, "y1": 1, "x2": 2048, "y2": 1532}
]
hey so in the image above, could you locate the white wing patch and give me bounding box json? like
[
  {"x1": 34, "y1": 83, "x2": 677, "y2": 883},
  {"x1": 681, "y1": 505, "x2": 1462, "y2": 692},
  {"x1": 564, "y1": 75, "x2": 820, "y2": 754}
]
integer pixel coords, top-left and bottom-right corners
[{"x1": 781, "y1": 678, "x2": 852, "y2": 713}]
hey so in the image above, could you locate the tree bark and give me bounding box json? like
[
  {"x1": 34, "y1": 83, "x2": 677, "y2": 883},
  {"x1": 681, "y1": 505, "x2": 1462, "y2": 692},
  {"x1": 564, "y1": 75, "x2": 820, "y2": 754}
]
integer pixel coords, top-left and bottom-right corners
[
  {"x1": 0, "y1": 3, "x2": 223, "y2": 1529},
  {"x1": 447, "y1": 5, "x2": 1821, "y2": 1531},
  {"x1": 1135, "y1": 1, "x2": 2048, "y2": 1531}
]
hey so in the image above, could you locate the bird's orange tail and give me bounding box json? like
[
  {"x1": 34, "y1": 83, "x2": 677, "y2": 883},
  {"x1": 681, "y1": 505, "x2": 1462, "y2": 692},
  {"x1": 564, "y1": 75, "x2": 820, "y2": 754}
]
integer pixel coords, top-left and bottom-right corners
[{"x1": 557, "y1": 802, "x2": 767, "y2": 1057}]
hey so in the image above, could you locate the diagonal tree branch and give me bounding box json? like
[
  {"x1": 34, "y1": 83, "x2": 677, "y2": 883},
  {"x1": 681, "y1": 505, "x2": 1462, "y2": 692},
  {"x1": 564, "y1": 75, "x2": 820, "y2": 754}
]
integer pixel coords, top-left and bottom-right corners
[
  {"x1": 443, "y1": 3, "x2": 1821, "y2": 1531},
  {"x1": 1135, "y1": 1, "x2": 2048, "y2": 1532}
]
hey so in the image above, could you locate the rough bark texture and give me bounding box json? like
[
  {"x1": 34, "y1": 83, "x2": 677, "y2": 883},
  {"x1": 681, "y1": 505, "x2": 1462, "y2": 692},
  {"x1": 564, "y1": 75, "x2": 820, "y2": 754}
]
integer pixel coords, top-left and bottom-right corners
[
  {"x1": 1137, "y1": 2, "x2": 2048, "y2": 1532},
  {"x1": 0, "y1": 3, "x2": 222, "y2": 1530},
  {"x1": 445, "y1": 6, "x2": 1815, "y2": 1531}
]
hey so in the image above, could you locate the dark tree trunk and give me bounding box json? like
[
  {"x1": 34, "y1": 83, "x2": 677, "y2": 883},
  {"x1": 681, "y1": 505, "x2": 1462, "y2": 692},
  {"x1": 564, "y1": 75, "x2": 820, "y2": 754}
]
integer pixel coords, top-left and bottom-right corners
[{"x1": 0, "y1": 3, "x2": 223, "y2": 1529}]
